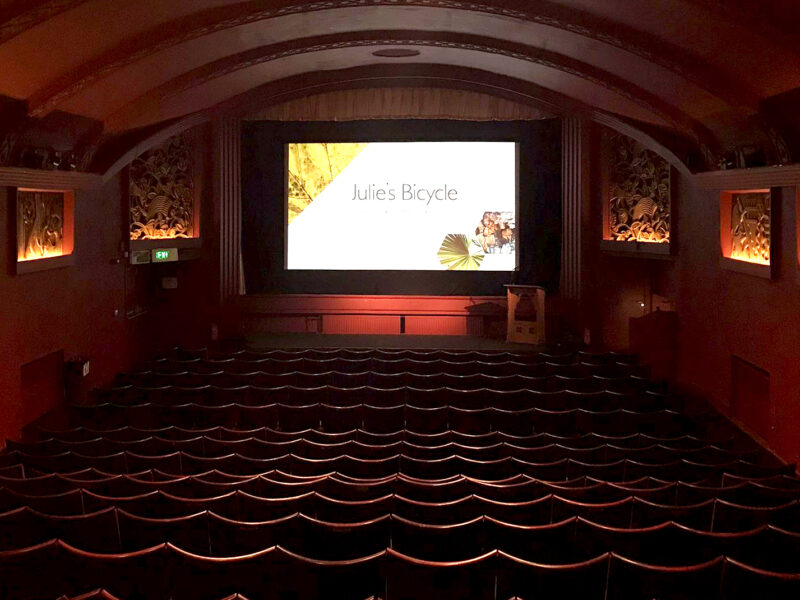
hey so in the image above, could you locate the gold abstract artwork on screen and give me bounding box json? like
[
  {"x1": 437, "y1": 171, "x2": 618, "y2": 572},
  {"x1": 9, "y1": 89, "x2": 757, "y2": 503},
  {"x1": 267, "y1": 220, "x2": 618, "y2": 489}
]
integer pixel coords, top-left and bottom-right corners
[
  {"x1": 730, "y1": 192, "x2": 770, "y2": 265},
  {"x1": 287, "y1": 143, "x2": 368, "y2": 224},
  {"x1": 607, "y1": 134, "x2": 671, "y2": 243},
  {"x1": 437, "y1": 233, "x2": 485, "y2": 270},
  {"x1": 129, "y1": 135, "x2": 195, "y2": 240},
  {"x1": 17, "y1": 190, "x2": 65, "y2": 261}
]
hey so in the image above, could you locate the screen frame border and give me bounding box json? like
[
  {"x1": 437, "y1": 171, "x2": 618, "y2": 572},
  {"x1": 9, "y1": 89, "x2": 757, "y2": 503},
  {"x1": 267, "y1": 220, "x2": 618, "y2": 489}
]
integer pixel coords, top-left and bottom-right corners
[{"x1": 282, "y1": 140, "x2": 520, "y2": 272}]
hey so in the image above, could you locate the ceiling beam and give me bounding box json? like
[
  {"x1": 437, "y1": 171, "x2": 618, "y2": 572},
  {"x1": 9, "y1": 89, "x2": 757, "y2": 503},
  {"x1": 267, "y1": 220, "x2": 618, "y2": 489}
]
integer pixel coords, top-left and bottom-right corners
[
  {"x1": 0, "y1": 0, "x2": 89, "y2": 45},
  {"x1": 216, "y1": 65, "x2": 580, "y2": 121},
  {"x1": 102, "y1": 29, "x2": 717, "y2": 154},
  {"x1": 26, "y1": 0, "x2": 760, "y2": 119},
  {"x1": 96, "y1": 63, "x2": 697, "y2": 182}
]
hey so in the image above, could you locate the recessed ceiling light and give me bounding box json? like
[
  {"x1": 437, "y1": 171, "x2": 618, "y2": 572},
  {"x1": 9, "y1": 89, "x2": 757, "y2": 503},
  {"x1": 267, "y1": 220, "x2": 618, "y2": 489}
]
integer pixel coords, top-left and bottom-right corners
[{"x1": 372, "y1": 48, "x2": 421, "y2": 58}]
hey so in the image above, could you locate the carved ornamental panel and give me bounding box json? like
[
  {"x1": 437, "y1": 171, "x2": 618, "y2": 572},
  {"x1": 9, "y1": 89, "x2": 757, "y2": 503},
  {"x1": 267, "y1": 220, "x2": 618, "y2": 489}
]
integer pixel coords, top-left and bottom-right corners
[
  {"x1": 606, "y1": 133, "x2": 671, "y2": 244},
  {"x1": 730, "y1": 192, "x2": 770, "y2": 265},
  {"x1": 129, "y1": 135, "x2": 195, "y2": 240},
  {"x1": 17, "y1": 190, "x2": 65, "y2": 261}
]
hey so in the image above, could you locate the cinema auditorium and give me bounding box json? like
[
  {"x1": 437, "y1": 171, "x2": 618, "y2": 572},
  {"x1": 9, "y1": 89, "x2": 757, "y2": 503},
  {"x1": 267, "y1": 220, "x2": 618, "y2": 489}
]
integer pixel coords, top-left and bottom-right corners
[{"x1": 0, "y1": 1, "x2": 799, "y2": 598}]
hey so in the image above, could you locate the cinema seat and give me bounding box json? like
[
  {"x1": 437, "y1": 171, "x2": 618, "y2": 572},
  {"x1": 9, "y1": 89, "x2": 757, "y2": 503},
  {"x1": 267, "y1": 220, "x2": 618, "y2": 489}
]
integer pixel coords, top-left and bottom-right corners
[
  {"x1": 287, "y1": 514, "x2": 392, "y2": 560},
  {"x1": 384, "y1": 548, "x2": 496, "y2": 600},
  {"x1": 629, "y1": 498, "x2": 715, "y2": 529},
  {"x1": 711, "y1": 499, "x2": 800, "y2": 532},
  {"x1": 496, "y1": 552, "x2": 610, "y2": 600},
  {"x1": 486, "y1": 516, "x2": 582, "y2": 564},
  {"x1": 168, "y1": 544, "x2": 288, "y2": 600},
  {"x1": 117, "y1": 510, "x2": 211, "y2": 554},
  {"x1": 0, "y1": 488, "x2": 85, "y2": 516},
  {"x1": 605, "y1": 554, "x2": 725, "y2": 600},
  {"x1": 720, "y1": 558, "x2": 800, "y2": 600},
  {"x1": 233, "y1": 490, "x2": 315, "y2": 522},
  {"x1": 56, "y1": 589, "x2": 125, "y2": 600},
  {"x1": 390, "y1": 515, "x2": 485, "y2": 561},
  {"x1": 0, "y1": 506, "x2": 120, "y2": 552},
  {"x1": 363, "y1": 405, "x2": 405, "y2": 433},
  {"x1": 0, "y1": 541, "x2": 170, "y2": 600}
]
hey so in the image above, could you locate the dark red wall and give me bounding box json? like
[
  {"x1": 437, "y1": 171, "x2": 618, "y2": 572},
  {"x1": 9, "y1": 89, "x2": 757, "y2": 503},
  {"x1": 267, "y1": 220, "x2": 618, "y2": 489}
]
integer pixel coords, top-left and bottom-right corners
[
  {"x1": 0, "y1": 178, "x2": 138, "y2": 444},
  {"x1": 672, "y1": 180, "x2": 800, "y2": 465},
  {"x1": 0, "y1": 125, "x2": 218, "y2": 446}
]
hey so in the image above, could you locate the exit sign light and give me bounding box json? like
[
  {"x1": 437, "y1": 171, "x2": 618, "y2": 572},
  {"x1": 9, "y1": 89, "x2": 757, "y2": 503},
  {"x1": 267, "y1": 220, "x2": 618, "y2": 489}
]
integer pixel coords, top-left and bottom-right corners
[{"x1": 151, "y1": 248, "x2": 178, "y2": 262}]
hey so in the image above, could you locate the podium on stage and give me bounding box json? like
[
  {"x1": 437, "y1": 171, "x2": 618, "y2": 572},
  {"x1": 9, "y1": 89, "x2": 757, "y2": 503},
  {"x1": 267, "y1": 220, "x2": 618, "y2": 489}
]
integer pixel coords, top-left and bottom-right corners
[{"x1": 505, "y1": 284, "x2": 545, "y2": 344}]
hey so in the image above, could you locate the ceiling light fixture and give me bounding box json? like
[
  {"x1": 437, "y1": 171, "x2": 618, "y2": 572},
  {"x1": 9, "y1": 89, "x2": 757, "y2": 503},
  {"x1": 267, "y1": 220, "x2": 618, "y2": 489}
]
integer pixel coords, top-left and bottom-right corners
[{"x1": 372, "y1": 48, "x2": 421, "y2": 58}]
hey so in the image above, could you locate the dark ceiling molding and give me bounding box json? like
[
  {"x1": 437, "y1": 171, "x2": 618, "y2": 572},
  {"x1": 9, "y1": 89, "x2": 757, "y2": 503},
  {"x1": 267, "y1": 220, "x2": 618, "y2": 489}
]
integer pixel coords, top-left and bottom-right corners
[
  {"x1": 26, "y1": 0, "x2": 758, "y2": 119},
  {"x1": 214, "y1": 64, "x2": 585, "y2": 124},
  {"x1": 97, "y1": 65, "x2": 696, "y2": 182},
  {"x1": 0, "y1": 0, "x2": 89, "y2": 45},
  {"x1": 97, "y1": 64, "x2": 579, "y2": 179},
  {"x1": 216, "y1": 64, "x2": 702, "y2": 173},
  {"x1": 103, "y1": 29, "x2": 716, "y2": 152}
]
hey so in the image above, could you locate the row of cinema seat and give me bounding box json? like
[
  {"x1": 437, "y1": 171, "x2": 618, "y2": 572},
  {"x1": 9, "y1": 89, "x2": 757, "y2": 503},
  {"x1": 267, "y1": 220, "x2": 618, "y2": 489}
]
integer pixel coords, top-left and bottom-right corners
[
  {"x1": 2, "y1": 541, "x2": 798, "y2": 600},
  {"x1": 110, "y1": 372, "x2": 655, "y2": 394},
  {"x1": 0, "y1": 345, "x2": 797, "y2": 599},
  {"x1": 96, "y1": 385, "x2": 669, "y2": 411},
  {"x1": 152, "y1": 347, "x2": 599, "y2": 362},
  {"x1": 3, "y1": 468, "x2": 800, "y2": 505},
  {"x1": 2, "y1": 451, "x2": 789, "y2": 482},
  {"x1": 66, "y1": 402, "x2": 700, "y2": 435},
  {"x1": 4, "y1": 435, "x2": 763, "y2": 464},
  {"x1": 2, "y1": 507, "x2": 799, "y2": 567},
  {"x1": 58, "y1": 593, "x2": 247, "y2": 600},
  {"x1": 1, "y1": 486, "x2": 798, "y2": 532},
  {"x1": 90, "y1": 386, "x2": 682, "y2": 418},
  {"x1": 142, "y1": 356, "x2": 646, "y2": 377}
]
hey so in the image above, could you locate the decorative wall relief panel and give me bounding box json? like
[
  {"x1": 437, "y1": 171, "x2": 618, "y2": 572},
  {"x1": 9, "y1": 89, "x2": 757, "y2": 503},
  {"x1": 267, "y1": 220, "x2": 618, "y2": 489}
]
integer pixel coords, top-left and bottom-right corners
[
  {"x1": 719, "y1": 188, "x2": 772, "y2": 278},
  {"x1": 17, "y1": 189, "x2": 65, "y2": 261},
  {"x1": 605, "y1": 133, "x2": 671, "y2": 244},
  {"x1": 730, "y1": 192, "x2": 770, "y2": 265},
  {"x1": 129, "y1": 135, "x2": 195, "y2": 240}
]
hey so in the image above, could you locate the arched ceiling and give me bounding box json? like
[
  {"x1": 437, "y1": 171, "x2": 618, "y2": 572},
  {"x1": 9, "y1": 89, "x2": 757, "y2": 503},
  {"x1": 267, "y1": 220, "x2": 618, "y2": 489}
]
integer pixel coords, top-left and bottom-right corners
[{"x1": 1, "y1": 0, "x2": 799, "y2": 172}]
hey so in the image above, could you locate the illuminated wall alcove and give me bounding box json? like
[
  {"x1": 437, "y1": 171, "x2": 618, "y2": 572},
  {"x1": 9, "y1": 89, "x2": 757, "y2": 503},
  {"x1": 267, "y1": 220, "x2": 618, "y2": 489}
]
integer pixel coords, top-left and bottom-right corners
[
  {"x1": 15, "y1": 188, "x2": 75, "y2": 274},
  {"x1": 128, "y1": 131, "x2": 202, "y2": 254},
  {"x1": 719, "y1": 188, "x2": 774, "y2": 279},
  {"x1": 600, "y1": 131, "x2": 673, "y2": 257}
]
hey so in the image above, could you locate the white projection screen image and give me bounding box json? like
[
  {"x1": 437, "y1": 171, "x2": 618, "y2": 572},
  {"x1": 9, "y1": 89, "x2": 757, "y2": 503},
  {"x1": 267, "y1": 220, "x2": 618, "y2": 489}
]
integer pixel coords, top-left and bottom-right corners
[{"x1": 286, "y1": 142, "x2": 518, "y2": 271}]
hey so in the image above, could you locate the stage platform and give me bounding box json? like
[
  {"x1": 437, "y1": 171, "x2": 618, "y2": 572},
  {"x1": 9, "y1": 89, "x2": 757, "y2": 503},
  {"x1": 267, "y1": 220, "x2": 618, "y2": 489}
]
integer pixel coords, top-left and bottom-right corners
[{"x1": 243, "y1": 333, "x2": 547, "y2": 353}]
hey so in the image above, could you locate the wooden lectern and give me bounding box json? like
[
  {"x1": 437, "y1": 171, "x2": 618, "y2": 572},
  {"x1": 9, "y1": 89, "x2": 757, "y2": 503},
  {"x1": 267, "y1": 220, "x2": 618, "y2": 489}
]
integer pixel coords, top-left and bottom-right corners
[{"x1": 505, "y1": 284, "x2": 546, "y2": 344}]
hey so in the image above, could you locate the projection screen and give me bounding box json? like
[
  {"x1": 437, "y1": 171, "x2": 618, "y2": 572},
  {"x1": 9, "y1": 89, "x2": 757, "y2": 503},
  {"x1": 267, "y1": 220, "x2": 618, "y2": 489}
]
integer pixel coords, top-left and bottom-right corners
[{"x1": 286, "y1": 141, "x2": 518, "y2": 271}]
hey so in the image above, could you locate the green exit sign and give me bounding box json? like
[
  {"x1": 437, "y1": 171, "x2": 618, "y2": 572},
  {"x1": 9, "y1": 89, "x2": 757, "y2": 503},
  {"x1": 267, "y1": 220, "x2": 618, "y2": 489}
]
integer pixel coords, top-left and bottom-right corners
[{"x1": 151, "y1": 248, "x2": 178, "y2": 262}]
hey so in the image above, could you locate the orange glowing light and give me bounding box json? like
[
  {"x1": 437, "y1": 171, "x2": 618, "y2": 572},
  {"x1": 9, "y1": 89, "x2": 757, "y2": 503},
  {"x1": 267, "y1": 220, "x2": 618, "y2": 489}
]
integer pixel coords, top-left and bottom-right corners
[
  {"x1": 17, "y1": 245, "x2": 65, "y2": 262},
  {"x1": 16, "y1": 189, "x2": 74, "y2": 263},
  {"x1": 728, "y1": 249, "x2": 770, "y2": 266},
  {"x1": 719, "y1": 189, "x2": 770, "y2": 268}
]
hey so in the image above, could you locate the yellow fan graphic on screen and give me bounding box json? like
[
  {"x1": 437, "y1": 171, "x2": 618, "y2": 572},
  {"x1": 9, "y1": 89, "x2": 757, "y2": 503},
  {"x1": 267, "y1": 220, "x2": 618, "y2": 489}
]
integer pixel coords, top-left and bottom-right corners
[
  {"x1": 288, "y1": 142, "x2": 368, "y2": 224},
  {"x1": 437, "y1": 234, "x2": 485, "y2": 270}
]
